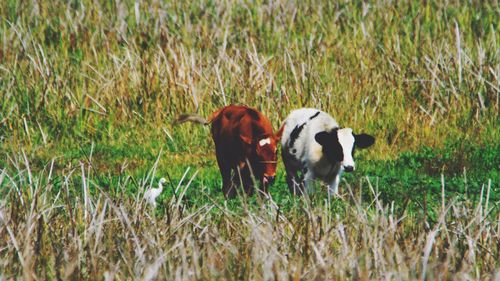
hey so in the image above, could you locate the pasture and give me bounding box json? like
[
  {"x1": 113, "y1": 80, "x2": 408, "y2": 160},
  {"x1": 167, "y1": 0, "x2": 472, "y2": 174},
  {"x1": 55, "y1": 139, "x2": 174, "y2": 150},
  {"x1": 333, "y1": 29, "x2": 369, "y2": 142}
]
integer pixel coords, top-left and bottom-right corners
[{"x1": 0, "y1": 0, "x2": 498, "y2": 279}]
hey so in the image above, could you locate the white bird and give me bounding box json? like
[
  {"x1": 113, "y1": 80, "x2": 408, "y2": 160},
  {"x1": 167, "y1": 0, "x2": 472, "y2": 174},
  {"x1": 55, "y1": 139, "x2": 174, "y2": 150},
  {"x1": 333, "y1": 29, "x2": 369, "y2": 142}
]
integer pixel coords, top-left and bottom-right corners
[{"x1": 144, "y1": 178, "x2": 167, "y2": 208}]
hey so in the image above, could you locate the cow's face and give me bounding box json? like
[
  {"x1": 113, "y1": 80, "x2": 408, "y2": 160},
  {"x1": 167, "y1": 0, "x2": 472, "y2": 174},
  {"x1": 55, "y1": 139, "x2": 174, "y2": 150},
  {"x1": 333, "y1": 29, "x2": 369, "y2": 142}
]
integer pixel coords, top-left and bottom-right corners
[
  {"x1": 241, "y1": 134, "x2": 280, "y2": 188},
  {"x1": 315, "y1": 128, "x2": 375, "y2": 172},
  {"x1": 255, "y1": 135, "x2": 279, "y2": 181}
]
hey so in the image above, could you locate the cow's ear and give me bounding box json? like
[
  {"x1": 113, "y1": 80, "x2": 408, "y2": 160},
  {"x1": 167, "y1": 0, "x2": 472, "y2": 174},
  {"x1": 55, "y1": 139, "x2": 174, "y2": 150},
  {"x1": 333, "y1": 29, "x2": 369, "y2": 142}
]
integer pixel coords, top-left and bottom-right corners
[
  {"x1": 354, "y1": 133, "x2": 375, "y2": 149},
  {"x1": 314, "y1": 131, "x2": 331, "y2": 146},
  {"x1": 240, "y1": 135, "x2": 253, "y2": 145},
  {"x1": 275, "y1": 125, "x2": 284, "y2": 141}
]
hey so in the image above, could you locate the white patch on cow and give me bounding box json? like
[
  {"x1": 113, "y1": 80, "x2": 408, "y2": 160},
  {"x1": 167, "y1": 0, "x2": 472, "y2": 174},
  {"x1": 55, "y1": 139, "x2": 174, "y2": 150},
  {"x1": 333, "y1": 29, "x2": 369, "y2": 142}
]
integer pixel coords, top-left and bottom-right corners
[
  {"x1": 259, "y1": 138, "x2": 271, "y2": 147},
  {"x1": 281, "y1": 108, "x2": 372, "y2": 196},
  {"x1": 337, "y1": 128, "x2": 355, "y2": 170},
  {"x1": 281, "y1": 108, "x2": 337, "y2": 165}
]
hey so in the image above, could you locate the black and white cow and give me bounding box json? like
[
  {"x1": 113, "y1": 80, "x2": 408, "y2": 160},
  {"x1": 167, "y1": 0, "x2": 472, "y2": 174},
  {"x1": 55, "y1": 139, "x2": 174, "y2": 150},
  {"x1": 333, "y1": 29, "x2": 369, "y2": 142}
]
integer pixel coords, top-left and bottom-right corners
[{"x1": 281, "y1": 108, "x2": 375, "y2": 198}]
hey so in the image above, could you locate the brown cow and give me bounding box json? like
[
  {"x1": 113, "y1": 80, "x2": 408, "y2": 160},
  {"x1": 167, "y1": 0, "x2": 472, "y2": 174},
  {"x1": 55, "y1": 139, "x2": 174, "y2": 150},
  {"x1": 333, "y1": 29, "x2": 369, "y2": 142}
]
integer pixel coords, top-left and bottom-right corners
[{"x1": 177, "y1": 105, "x2": 282, "y2": 198}]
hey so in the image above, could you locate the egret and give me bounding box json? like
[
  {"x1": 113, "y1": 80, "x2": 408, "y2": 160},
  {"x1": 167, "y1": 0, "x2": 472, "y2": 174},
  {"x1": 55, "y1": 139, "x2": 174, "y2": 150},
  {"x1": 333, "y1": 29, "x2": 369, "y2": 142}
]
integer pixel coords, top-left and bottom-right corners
[{"x1": 144, "y1": 178, "x2": 167, "y2": 208}]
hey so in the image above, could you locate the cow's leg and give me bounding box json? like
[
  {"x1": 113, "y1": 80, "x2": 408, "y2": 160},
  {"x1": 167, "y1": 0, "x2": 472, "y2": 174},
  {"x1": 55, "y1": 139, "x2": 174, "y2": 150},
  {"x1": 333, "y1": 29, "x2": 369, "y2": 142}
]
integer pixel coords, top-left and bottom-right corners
[
  {"x1": 327, "y1": 172, "x2": 342, "y2": 200},
  {"x1": 286, "y1": 169, "x2": 304, "y2": 196},
  {"x1": 243, "y1": 167, "x2": 255, "y2": 196},
  {"x1": 284, "y1": 165, "x2": 306, "y2": 196},
  {"x1": 282, "y1": 149, "x2": 304, "y2": 196},
  {"x1": 283, "y1": 157, "x2": 296, "y2": 194},
  {"x1": 233, "y1": 161, "x2": 253, "y2": 196},
  {"x1": 231, "y1": 168, "x2": 241, "y2": 195},
  {"x1": 303, "y1": 170, "x2": 316, "y2": 194},
  {"x1": 223, "y1": 171, "x2": 236, "y2": 198},
  {"x1": 216, "y1": 151, "x2": 236, "y2": 199},
  {"x1": 236, "y1": 164, "x2": 254, "y2": 196}
]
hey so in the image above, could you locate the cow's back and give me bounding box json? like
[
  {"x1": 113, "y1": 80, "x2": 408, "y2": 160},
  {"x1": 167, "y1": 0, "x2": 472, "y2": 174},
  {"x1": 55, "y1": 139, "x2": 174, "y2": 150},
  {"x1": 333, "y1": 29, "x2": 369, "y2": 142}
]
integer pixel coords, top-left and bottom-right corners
[
  {"x1": 282, "y1": 108, "x2": 339, "y2": 165},
  {"x1": 210, "y1": 105, "x2": 273, "y2": 161}
]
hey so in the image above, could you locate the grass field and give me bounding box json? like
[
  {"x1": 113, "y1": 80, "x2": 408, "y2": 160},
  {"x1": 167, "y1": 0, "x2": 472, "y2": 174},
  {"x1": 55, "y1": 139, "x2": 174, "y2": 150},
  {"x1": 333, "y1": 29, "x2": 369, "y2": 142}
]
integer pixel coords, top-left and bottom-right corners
[{"x1": 0, "y1": 0, "x2": 499, "y2": 279}]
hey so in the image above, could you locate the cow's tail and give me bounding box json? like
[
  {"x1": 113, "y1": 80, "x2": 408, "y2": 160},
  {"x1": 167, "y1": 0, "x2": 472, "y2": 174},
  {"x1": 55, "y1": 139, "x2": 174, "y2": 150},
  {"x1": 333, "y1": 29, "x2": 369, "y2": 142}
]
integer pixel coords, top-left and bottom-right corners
[
  {"x1": 175, "y1": 114, "x2": 209, "y2": 125},
  {"x1": 175, "y1": 108, "x2": 224, "y2": 125}
]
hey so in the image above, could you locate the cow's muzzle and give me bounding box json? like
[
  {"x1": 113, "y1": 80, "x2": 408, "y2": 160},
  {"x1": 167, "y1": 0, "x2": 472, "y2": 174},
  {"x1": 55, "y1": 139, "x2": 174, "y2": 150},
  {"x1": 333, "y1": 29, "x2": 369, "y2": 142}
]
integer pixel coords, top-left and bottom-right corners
[
  {"x1": 343, "y1": 165, "x2": 354, "y2": 172},
  {"x1": 263, "y1": 176, "x2": 275, "y2": 186}
]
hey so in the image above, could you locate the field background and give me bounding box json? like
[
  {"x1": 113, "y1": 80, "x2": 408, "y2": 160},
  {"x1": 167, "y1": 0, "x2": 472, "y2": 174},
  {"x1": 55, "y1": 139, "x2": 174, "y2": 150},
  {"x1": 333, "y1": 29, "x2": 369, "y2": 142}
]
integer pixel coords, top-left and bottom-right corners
[{"x1": 0, "y1": 0, "x2": 498, "y2": 280}]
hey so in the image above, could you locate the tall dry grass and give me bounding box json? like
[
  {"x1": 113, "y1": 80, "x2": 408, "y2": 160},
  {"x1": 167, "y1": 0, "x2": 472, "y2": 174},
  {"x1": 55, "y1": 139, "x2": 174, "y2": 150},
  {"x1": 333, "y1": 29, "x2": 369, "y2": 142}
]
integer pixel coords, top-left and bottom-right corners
[
  {"x1": 0, "y1": 1, "x2": 498, "y2": 280},
  {"x1": 0, "y1": 156, "x2": 498, "y2": 280},
  {"x1": 0, "y1": 0, "x2": 498, "y2": 162}
]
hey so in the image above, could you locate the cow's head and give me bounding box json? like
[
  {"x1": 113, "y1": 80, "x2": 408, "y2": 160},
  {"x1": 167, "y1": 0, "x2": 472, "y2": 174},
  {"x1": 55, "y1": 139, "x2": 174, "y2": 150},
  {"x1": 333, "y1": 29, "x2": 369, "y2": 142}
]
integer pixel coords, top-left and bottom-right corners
[
  {"x1": 315, "y1": 128, "x2": 375, "y2": 172},
  {"x1": 240, "y1": 132, "x2": 281, "y2": 190}
]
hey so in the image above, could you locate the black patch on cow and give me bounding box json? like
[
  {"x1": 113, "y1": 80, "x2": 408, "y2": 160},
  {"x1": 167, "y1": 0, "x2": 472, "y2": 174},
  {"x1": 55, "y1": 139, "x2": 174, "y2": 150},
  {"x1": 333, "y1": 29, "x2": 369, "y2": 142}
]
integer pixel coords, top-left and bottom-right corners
[
  {"x1": 289, "y1": 122, "x2": 306, "y2": 148},
  {"x1": 291, "y1": 148, "x2": 297, "y2": 154},
  {"x1": 354, "y1": 133, "x2": 375, "y2": 149},
  {"x1": 309, "y1": 111, "x2": 320, "y2": 120},
  {"x1": 314, "y1": 129, "x2": 343, "y2": 163}
]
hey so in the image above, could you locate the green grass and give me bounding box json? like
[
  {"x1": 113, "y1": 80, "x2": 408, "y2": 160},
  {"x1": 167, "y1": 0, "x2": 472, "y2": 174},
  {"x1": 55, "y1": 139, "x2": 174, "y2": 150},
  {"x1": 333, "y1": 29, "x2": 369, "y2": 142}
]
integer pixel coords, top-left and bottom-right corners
[{"x1": 0, "y1": 0, "x2": 498, "y2": 279}]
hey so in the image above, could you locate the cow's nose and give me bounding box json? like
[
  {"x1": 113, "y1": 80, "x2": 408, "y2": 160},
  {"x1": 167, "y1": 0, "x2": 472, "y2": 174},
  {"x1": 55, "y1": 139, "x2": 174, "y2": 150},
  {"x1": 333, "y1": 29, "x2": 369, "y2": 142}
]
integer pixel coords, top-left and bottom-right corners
[
  {"x1": 343, "y1": 165, "x2": 354, "y2": 172},
  {"x1": 265, "y1": 176, "x2": 275, "y2": 185}
]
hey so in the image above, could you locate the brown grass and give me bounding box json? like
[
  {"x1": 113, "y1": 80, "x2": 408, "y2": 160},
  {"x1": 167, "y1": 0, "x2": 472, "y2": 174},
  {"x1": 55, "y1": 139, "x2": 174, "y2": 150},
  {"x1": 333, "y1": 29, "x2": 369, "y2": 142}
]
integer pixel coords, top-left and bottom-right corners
[{"x1": 0, "y1": 159, "x2": 498, "y2": 280}]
